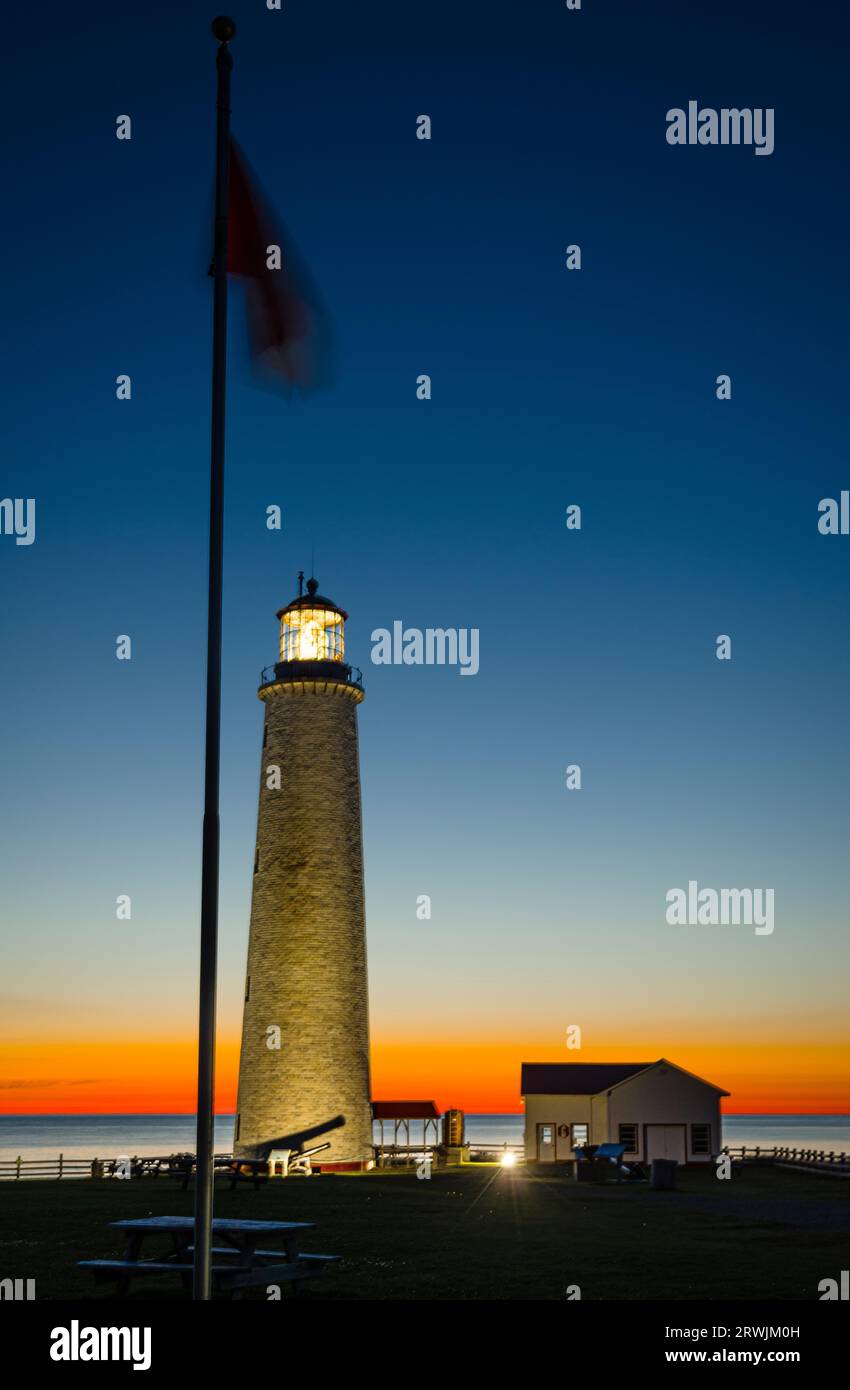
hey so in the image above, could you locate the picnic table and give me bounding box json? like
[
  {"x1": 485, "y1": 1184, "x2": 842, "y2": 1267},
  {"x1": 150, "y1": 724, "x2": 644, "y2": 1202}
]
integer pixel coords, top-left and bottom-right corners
[{"x1": 78, "y1": 1216, "x2": 340, "y2": 1297}]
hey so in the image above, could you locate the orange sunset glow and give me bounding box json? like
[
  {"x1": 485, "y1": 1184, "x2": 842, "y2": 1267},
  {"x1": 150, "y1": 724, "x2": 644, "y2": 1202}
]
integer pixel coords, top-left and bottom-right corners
[{"x1": 2, "y1": 1033, "x2": 847, "y2": 1117}]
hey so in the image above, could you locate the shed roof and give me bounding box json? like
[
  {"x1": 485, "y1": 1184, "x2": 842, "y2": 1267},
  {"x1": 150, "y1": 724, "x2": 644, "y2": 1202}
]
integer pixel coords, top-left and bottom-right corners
[
  {"x1": 521, "y1": 1063, "x2": 652, "y2": 1095},
  {"x1": 521, "y1": 1059, "x2": 730, "y2": 1097},
  {"x1": 371, "y1": 1100, "x2": 440, "y2": 1120}
]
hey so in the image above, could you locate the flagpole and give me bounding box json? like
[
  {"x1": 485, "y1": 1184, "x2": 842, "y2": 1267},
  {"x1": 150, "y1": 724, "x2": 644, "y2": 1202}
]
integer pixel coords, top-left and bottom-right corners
[{"x1": 194, "y1": 13, "x2": 235, "y2": 1302}]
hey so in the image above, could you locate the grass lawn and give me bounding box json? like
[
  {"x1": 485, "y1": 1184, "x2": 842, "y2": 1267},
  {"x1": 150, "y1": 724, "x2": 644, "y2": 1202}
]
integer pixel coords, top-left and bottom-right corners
[{"x1": 1, "y1": 1163, "x2": 848, "y2": 1300}]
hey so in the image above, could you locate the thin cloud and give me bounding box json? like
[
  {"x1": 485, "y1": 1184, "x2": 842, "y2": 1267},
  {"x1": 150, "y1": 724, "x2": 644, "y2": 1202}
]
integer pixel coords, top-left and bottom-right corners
[{"x1": 0, "y1": 1078, "x2": 102, "y2": 1090}]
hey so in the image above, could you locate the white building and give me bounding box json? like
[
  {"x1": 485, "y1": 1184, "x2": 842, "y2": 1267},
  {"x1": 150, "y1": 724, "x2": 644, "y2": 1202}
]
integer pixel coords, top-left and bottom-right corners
[{"x1": 521, "y1": 1059, "x2": 728, "y2": 1166}]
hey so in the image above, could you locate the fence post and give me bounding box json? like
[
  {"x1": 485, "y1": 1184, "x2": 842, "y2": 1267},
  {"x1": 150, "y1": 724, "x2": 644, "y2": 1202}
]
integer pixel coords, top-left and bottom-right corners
[
  {"x1": 15, "y1": 1155, "x2": 21, "y2": 1180},
  {"x1": 58, "y1": 1152, "x2": 63, "y2": 1180}
]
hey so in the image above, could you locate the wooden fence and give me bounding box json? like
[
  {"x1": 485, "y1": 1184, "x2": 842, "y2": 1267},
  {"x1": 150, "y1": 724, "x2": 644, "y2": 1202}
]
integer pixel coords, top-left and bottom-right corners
[
  {"x1": 3, "y1": 1142, "x2": 845, "y2": 1180},
  {"x1": 375, "y1": 1141, "x2": 523, "y2": 1166},
  {"x1": 2, "y1": 1143, "x2": 526, "y2": 1180},
  {"x1": 722, "y1": 1145, "x2": 850, "y2": 1173},
  {"x1": 0, "y1": 1155, "x2": 220, "y2": 1182},
  {"x1": 0, "y1": 1155, "x2": 99, "y2": 1181}
]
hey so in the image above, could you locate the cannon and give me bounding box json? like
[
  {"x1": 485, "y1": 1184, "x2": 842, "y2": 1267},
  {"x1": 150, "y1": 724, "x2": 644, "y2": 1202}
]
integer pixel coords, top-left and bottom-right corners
[{"x1": 266, "y1": 1140, "x2": 332, "y2": 1177}]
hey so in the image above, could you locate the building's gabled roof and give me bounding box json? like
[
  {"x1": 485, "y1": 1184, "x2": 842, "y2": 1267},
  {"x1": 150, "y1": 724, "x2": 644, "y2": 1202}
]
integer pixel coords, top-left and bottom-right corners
[
  {"x1": 521, "y1": 1063, "x2": 651, "y2": 1096},
  {"x1": 521, "y1": 1058, "x2": 730, "y2": 1098},
  {"x1": 638, "y1": 1058, "x2": 730, "y2": 1097},
  {"x1": 371, "y1": 1100, "x2": 440, "y2": 1120}
]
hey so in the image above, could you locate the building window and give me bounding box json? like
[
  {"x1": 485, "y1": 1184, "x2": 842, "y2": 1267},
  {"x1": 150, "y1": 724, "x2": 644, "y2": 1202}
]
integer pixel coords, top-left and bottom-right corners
[
  {"x1": 571, "y1": 1123, "x2": 588, "y2": 1147},
  {"x1": 691, "y1": 1123, "x2": 711, "y2": 1154},
  {"x1": 263, "y1": 724, "x2": 268, "y2": 748},
  {"x1": 254, "y1": 849, "x2": 259, "y2": 875},
  {"x1": 244, "y1": 976, "x2": 251, "y2": 1003},
  {"x1": 540, "y1": 1125, "x2": 554, "y2": 1145},
  {"x1": 235, "y1": 1113, "x2": 240, "y2": 1141},
  {"x1": 618, "y1": 1123, "x2": 639, "y2": 1153}
]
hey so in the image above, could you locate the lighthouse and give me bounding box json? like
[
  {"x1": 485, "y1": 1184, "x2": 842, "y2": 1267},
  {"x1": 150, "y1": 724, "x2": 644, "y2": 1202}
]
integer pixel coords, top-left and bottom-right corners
[{"x1": 233, "y1": 575, "x2": 373, "y2": 1167}]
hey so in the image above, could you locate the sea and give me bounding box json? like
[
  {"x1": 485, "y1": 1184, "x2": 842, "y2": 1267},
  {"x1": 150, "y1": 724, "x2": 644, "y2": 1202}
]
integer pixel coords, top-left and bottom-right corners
[{"x1": 1, "y1": 1114, "x2": 848, "y2": 1166}]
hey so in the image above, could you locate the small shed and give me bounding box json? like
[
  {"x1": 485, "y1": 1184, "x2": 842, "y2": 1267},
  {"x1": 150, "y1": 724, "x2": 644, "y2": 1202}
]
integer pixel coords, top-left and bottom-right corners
[
  {"x1": 521, "y1": 1059, "x2": 729, "y2": 1166},
  {"x1": 372, "y1": 1100, "x2": 440, "y2": 1156}
]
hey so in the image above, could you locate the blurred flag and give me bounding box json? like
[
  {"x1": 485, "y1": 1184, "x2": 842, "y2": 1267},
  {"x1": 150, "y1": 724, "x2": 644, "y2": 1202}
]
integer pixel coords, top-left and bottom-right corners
[{"x1": 226, "y1": 138, "x2": 333, "y2": 392}]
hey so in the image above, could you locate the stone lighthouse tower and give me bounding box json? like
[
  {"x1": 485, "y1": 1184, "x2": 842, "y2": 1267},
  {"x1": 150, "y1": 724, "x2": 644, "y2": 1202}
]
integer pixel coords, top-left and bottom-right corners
[{"x1": 234, "y1": 576, "x2": 373, "y2": 1166}]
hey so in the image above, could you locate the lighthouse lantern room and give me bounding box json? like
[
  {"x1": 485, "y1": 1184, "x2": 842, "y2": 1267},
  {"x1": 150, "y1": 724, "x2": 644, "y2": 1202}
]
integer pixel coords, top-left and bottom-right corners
[{"x1": 278, "y1": 576, "x2": 347, "y2": 665}]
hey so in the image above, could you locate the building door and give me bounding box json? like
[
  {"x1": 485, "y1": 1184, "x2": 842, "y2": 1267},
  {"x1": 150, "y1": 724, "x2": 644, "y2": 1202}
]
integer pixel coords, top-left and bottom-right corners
[
  {"x1": 537, "y1": 1123, "x2": 556, "y2": 1162},
  {"x1": 645, "y1": 1125, "x2": 686, "y2": 1164}
]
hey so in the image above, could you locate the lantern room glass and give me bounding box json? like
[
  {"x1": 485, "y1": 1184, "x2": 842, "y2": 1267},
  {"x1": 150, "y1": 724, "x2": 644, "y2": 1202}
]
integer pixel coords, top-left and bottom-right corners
[{"x1": 280, "y1": 606, "x2": 345, "y2": 663}]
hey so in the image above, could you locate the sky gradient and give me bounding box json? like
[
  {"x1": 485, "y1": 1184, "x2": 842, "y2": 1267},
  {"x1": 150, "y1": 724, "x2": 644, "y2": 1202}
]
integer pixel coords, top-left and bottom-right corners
[{"x1": 1, "y1": 0, "x2": 848, "y2": 1117}]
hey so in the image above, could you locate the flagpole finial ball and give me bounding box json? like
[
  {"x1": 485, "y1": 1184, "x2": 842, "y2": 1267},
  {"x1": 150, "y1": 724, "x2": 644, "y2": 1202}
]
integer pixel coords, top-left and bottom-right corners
[{"x1": 211, "y1": 16, "x2": 237, "y2": 43}]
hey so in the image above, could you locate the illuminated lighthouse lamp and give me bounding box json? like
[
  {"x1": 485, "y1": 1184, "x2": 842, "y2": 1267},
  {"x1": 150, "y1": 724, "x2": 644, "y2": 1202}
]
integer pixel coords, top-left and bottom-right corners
[
  {"x1": 279, "y1": 577, "x2": 346, "y2": 663},
  {"x1": 259, "y1": 574, "x2": 363, "y2": 693}
]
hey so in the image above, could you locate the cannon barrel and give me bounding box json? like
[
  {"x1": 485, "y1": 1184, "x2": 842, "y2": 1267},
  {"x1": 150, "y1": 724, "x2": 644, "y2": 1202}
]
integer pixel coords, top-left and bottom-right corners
[{"x1": 298, "y1": 1141, "x2": 331, "y2": 1159}]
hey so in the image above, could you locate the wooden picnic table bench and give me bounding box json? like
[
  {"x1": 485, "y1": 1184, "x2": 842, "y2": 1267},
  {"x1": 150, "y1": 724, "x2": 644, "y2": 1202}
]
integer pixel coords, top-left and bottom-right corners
[{"x1": 77, "y1": 1216, "x2": 339, "y2": 1298}]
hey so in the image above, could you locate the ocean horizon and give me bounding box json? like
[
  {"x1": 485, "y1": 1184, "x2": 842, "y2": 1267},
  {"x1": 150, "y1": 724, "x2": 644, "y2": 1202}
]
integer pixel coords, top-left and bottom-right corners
[{"x1": 1, "y1": 1113, "x2": 848, "y2": 1166}]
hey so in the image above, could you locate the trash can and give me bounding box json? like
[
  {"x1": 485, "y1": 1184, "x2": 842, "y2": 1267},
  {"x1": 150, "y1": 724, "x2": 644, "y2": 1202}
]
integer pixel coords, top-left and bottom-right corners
[{"x1": 651, "y1": 1158, "x2": 678, "y2": 1190}]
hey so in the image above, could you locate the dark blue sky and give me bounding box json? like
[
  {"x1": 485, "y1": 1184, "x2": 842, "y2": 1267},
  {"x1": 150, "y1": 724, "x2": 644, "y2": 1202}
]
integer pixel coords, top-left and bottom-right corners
[{"x1": 2, "y1": 1, "x2": 849, "y2": 1088}]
